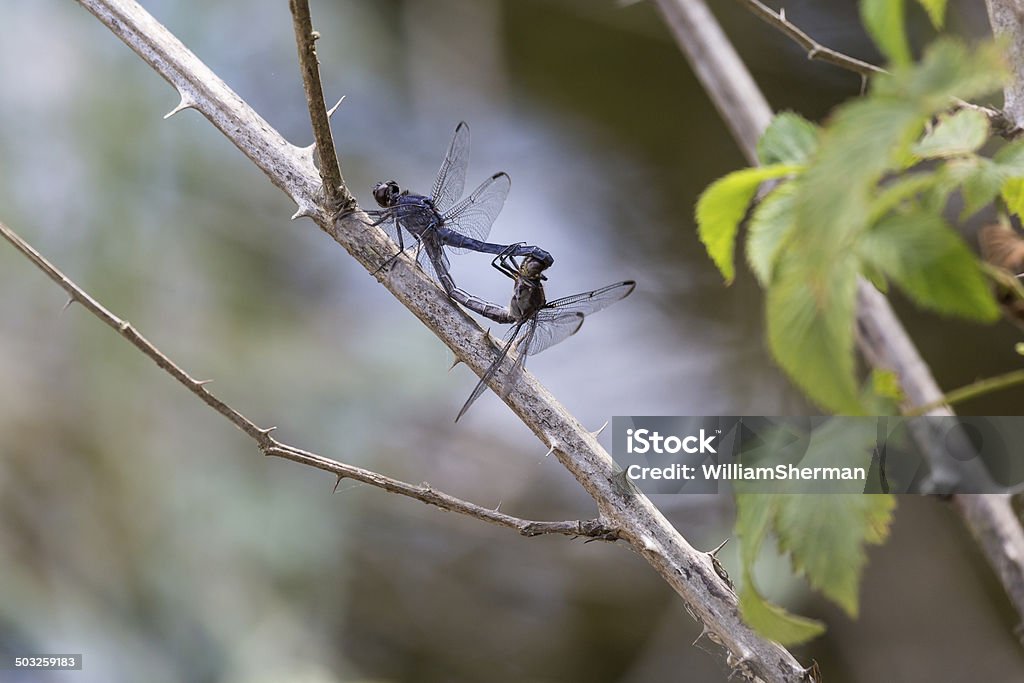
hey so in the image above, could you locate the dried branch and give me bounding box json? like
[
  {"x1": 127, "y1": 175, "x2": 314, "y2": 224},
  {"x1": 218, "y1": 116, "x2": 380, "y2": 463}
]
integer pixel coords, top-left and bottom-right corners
[
  {"x1": 71, "y1": 0, "x2": 803, "y2": 678},
  {"x1": 737, "y1": 0, "x2": 1016, "y2": 137},
  {"x1": 655, "y1": 0, "x2": 1024, "y2": 624},
  {"x1": 288, "y1": 0, "x2": 352, "y2": 211},
  {"x1": 0, "y1": 219, "x2": 614, "y2": 541},
  {"x1": 736, "y1": 0, "x2": 884, "y2": 78}
]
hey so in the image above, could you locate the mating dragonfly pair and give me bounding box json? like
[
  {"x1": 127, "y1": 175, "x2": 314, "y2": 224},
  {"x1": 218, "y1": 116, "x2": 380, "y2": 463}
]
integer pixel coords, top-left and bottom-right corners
[{"x1": 361, "y1": 122, "x2": 635, "y2": 421}]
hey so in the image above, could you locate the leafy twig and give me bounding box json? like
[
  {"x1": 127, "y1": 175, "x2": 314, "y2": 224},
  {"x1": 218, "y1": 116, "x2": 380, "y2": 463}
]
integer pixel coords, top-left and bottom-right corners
[
  {"x1": 72, "y1": 0, "x2": 800, "y2": 678},
  {"x1": 0, "y1": 219, "x2": 613, "y2": 541},
  {"x1": 288, "y1": 0, "x2": 352, "y2": 212},
  {"x1": 906, "y1": 369, "x2": 1024, "y2": 416}
]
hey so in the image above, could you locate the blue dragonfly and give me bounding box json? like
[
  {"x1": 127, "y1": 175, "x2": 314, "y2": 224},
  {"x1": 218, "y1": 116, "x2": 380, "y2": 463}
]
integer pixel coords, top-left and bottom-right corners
[
  {"x1": 366, "y1": 122, "x2": 553, "y2": 293},
  {"x1": 450, "y1": 244, "x2": 636, "y2": 421}
]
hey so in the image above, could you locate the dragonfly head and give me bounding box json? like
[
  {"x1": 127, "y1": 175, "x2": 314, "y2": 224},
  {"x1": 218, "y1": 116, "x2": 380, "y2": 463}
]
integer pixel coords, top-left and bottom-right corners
[
  {"x1": 372, "y1": 181, "x2": 402, "y2": 208},
  {"x1": 520, "y1": 255, "x2": 550, "y2": 281}
]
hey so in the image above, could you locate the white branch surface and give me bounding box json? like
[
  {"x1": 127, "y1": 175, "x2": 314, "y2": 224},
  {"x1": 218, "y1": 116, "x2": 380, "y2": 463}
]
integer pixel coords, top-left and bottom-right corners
[{"x1": 71, "y1": 0, "x2": 810, "y2": 679}]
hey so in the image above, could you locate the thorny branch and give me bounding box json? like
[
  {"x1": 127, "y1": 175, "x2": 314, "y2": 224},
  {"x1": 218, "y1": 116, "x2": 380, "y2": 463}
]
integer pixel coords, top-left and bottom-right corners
[
  {"x1": 657, "y1": 0, "x2": 1024, "y2": 624},
  {"x1": 736, "y1": 0, "x2": 1018, "y2": 137},
  {"x1": 72, "y1": 0, "x2": 809, "y2": 680},
  {"x1": 288, "y1": 0, "x2": 352, "y2": 211},
  {"x1": 0, "y1": 220, "x2": 614, "y2": 541}
]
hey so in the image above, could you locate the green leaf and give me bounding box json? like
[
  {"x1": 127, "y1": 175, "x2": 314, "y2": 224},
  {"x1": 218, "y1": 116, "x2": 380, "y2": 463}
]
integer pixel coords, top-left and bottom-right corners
[
  {"x1": 758, "y1": 113, "x2": 820, "y2": 166},
  {"x1": 872, "y1": 39, "x2": 1007, "y2": 110},
  {"x1": 767, "y1": 253, "x2": 863, "y2": 413},
  {"x1": 915, "y1": 0, "x2": 947, "y2": 28},
  {"x1": 775, "y1": 492, "x2": 895, "y2": 616},
  {"x1": 861, "y1": 0, "x2": 911, "y2": 66},
  {"x1": 869, "y1": 172, "x2": 937, "y2": 223},
  {"x1": 696, "y1": 165, "x2": 801, "y2": 283},
  {"x1": 739, "y1": 582, "x2": 826, "y2": 646},
  {"x1": 912, "y1": 109, "x2": 989, "y2": 158},
  {"x1": 994, "y1": 139, "x2": 1024, "y2": 174},
  {"x1": 857, "y1": 210, "x2": 999, "y2": 320},
  {"x1": 735, "y1": 493, "x2": 827, "y2": 646},
  {"x1": 747, "y1": 181, "x2": 798, "y2": 286},
  {"x1": 961, "y1": 159, "x2": 1003, "y2": 219},
  {"x1": 1002, "y1": 178, "x2": 1024, "y2": 218}
]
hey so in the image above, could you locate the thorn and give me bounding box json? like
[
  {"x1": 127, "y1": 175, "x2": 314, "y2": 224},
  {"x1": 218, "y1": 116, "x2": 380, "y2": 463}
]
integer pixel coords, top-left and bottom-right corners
[
  {"x1": 258, "y1": 426, "x2": 278, "y2": 436},
  {"x1": 195, "y1": 378, "x2": 214, "y2": 387},
  {"x1": 61, "y1": 297, "x2": 75, "y2": 313},
  {"x1": 333, "y1": 474, "x2": 344, "y2": 493},
  {"x1": 494, "y1": 500, "x2": 502, "y2": 512},
  {"x1": 291, "y1": 203, "x2": 317, "y2": 220},
  {"x1": 164, "y1": 93, "x2": 196, "y2": 119},
  {"x1": 590, "y1": 420, "x2": 609, "y2": 438},
  {"x1": 692, "y1": 627, "x2": 710, "y2": 647},
  {"x1": 707, "y1": 538, "x2": 729, "y2": 558},
  {"x1": 449, "y1": 357, "x2": 462, "y2": 372},
  {"x1": 780, "y1": 7, "x2": 786, "y2": 22},
  {"x1": 543, "y1": 444, "x2": 555, "y2": 458},
  {"x1": 326, "y1": 95, "x2": 345, "y2": 119}
]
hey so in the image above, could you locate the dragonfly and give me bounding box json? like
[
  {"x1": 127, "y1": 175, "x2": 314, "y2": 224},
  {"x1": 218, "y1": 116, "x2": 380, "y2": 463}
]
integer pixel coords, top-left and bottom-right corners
[
  {"x1": 366, "y1": 121, "x2": 552, "y2": 293},
  {"x1": 452, "y1": 244, "x2": 636, "y2": 422}
]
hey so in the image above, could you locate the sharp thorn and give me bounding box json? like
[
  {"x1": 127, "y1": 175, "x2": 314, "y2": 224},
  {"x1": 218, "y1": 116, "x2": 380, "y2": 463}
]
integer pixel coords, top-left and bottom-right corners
[
  {"x1": 494, "y1": 500, "x2": 502, "y2": 512},
  {"x1": 779, "y1": 7, "x2": 786, "y2": 22},
  {"x1": 259, "y1": 426, "x2": 278, "y2": 436},
  {"x1": 692, "y1": 627, "x2": 710, "y2": 647},
  {"x1": 449, "y1": 357, "x2": 462, "y2": 372},
  {"x1": 291, "y1": 204, "x2": 317, "y2": 221},
  {"x1": 327, "y1": 95, "x2": 346, "y2": 118},
  {"x1": 591, "y1": 420, "x2": 609, "y2": 438},
  {"x1": 195, "y1": 378, "x2": 214, "y2": 387},
  {"x1": 707, "y1": 538, "x2": 729, "y2": 558},
  {"x1": 61, "y1": 297, "x2": 75, "y2": 313},
  {"x1": 543, "y1": 445, "x2": 555, "y2": 458},
  {"x1": 333, "y1": 474, "x2": 344, "y2": 493},
  {"x1": 164, "y1": 94, "x2": 196, "y2": 119}
]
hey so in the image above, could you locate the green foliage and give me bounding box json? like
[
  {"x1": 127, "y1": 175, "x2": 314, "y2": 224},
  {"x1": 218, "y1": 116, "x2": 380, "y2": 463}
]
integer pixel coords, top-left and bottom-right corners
[
  {"x1": 913, "y1": 109, "x2": 989, "y2": 158},
  {"x1": 695, "y1": 39, "x2": 1009, "y2": 415},
  {"x1": 735, "y1": 421, "x2": 896, "y2": 642},
  {"x1": 861, "y1": 0, "x2": 911, "y2": 66},
  {"x1": 695, "y1": 165, "x2": 801, "y2": 283},
  {"x1": 915, "y1": 0, "x2": 947, "y2": 29}
]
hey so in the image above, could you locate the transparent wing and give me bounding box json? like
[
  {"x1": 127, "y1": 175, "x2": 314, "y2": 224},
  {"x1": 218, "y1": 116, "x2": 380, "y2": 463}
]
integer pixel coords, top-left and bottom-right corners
[
  {"x1": 543, "y1": 281, "x2": 636, "y2": 318},
  {"x1": 431, "y1": 121, "x2": 471, "y2": 215},
  {"x1": 456, "y1": 322, "x2": 524, "y2": 422},
  {"x1": 441, "y1": 172, "x2": 511, "y2": 250},
  {"x1": 417, "y1": 237, "x2": 450, "y2": 285},
  {"x1": 520, "y1": 311, "x2": 584, "y2": 357}
]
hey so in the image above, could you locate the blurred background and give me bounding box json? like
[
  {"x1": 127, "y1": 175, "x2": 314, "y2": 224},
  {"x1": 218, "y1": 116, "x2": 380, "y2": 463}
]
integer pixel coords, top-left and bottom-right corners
[{"x1": 1, "y1": 0, "x2": 1023, "y2": 681}]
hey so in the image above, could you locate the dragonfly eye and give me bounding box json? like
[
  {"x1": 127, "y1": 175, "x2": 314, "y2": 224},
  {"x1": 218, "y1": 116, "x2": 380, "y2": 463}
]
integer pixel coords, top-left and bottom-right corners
[{"x1": 372, "y1": 181, "x2": 400, "y2": 207}]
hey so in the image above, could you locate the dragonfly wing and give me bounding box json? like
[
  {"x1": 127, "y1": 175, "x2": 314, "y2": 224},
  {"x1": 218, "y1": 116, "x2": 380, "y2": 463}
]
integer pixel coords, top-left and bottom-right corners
[
  {"x1": 544, "y1": 281, "x2": 637, "y2": 318},
  {"x1": 522, "y1": 311, "x2": 585, "y2": 356},
  {"x1": 442, "y1": 172, "x2": 511, "y2": 250},
  {"x1": 431, "y1": 122, "x2": 470, "y2": 215},
  {"x1": 456, "y1": 323, "x2": 523, "y2": 422}
]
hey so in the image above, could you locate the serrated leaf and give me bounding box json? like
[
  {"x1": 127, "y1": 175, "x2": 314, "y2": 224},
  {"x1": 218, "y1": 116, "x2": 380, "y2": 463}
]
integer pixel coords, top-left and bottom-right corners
[
  {"x1": 775, "y1": 493, "x2": 895, "y2": 616},
  {"x1": 767, "y1": 253, "x2": 863, "y2": 413},
  {"x1": 1002, "y1": 178, "x2": 1024, "y2": 218},
  {"x1": 915, "y1": 0, "x2": 947, "y2": 28},
  {"x1": 861, "y1": 0, "x2": 911, "y2": 66},
  {"x1": 857, "y1": 210, "x2": 999, "y2": 320},
  {"x1": 735, "y1": 493, "x2": 827, "y2": 645},
  {"x1": 913, "y1": 109, "x2": 989, "y2": 158},
  {"x1": 758, "y1": 113, "x2": 820, "y2": 166},
  {"x1": 696, "y1": 165, "x2": 801, "y2": 283},
  {"x1": 747, "y1": 181, "x2": 798, "y2": 286}
]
